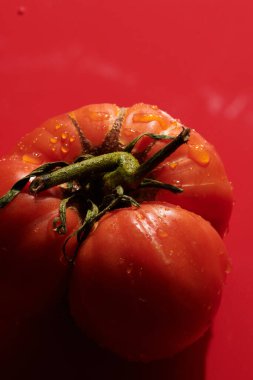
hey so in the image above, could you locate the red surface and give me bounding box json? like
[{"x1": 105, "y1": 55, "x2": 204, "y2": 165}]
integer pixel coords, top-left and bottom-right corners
[{"x1": 0, "y1": 0, "x2": 252, "y2": 379}]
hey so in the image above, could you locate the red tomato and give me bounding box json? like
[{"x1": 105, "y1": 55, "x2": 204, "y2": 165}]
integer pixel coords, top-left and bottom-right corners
[
  {"x1": 0, "y1": 103, "x2": 233, "y2": 360},
  {"x1": 69, "y1": 202, "x2": 230, "y2": 361},
  {"x1": 12, "y1": 103, "x2": 232, "y2": 235}
]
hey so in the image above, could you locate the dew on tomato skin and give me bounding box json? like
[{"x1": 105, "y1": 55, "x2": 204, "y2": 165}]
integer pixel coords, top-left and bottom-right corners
[
  {"x1": 172, "y1": 179, "x2": 182, "y2": 187},
  {"x1": 188, "y1": 144, "x2": 210, "y2": 167},
  {"x1": 168, "y1": 161, "x2": 178, "y2": 169},
  {"x1": 88, "y1": 111, "x2": 110, "y2": 121},
  {"x1": 49, "y1": 136, "x2": 59, "y2": 144},
  {"x1": 61, "y1": 143, "x2": 70, "y2": 154},
  {"x1": 22, "y1": 152, "x2": 43, "y2": 165},
  {"x1": 61, "y1": 131, "x2": 69, "y2": 141},
  {"x1": 55, "y1": 123, "x2": 63, "y2": 130},
  {"x1": 132, "y1": 112, "x2": 168, "y2": 128},
  {"x1": 69, "y1": 134, "x2": 76, "y2": 143}
]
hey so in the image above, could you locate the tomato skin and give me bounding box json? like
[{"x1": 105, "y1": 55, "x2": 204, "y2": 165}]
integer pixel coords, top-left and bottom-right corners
[
  {"x1": 69, "y1": 202, "x2": 229, "y2": 361},
  {"x1": 0, "y1": 158, "x2": 80, "y2": 318}
]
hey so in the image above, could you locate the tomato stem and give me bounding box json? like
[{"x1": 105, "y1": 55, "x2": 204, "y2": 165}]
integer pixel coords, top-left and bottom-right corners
[
  {"x1": 29, "y1": 127, "x2": 190, "y2": 196},
  {"x1": 134, "y1": 127, "x2": 190, "y2": 180},
  {"x1": 29, "y1": 152, "x2": 140, "y2": 195}
]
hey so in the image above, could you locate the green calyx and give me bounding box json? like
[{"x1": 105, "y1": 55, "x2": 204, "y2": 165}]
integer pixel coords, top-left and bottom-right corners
[{"x1": 0, "y1": 127, "x2": 190, "y2": 262}]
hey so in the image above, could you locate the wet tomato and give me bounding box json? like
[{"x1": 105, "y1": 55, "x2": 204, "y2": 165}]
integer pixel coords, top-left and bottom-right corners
[{"x1": 0, "y1": 103, "x2": 233, "y2": 361}]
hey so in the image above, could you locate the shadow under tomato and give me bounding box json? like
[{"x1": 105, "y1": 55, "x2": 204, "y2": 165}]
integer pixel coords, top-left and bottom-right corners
[{"x1": 0, "y1": 305, "x2": 211, "y2": 380}]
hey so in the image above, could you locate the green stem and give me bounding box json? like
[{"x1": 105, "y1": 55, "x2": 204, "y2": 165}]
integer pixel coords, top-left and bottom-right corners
[
  {"x1": 29, "y1": 152, "x2": 140, "y2": 195},
  {"x1": 29, "y1": 127, "x2": 190, "y2": 195},
  {"x1": 133, "y1": 127, "x2": 190, "y2": 180}
]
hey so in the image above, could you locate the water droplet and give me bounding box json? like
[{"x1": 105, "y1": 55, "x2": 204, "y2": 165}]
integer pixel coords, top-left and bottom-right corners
[
  {"x1": 69, "y1": 134, "x2": 76, "y2": 143},
  {"x1": 61, "y1": 131, "x2": 69, "y2": 141},
  {"x1": 51, "y1": 146, "x2": 56, "y2": 152},
  {"x1": 188, "y1": 144, "x2": 210, "y2": 166},
  {"x1": 168, "y1": 161, "x2": 178, "y2": 169},
  {"x1": 89, "y1": 111, "x2": 110, "y2": 121},
  {"x1": 61, "y1": 143, "x2": 70, "y2": 154},
  {"x1": 132, "y1": 112, "x2": 167, "y2": 127},
  {"x1": 22, "y1": 152, "x2": 43, "y2": 165},
  {"x1": 50, "y1": 136, "x2": 58, "y2": 144},
  {"x1": 172, "y1": 179, "x2": 182, "y2": 187},
  {"x1": 55, "y1": 123, "x2": 62, "y2": 130}
]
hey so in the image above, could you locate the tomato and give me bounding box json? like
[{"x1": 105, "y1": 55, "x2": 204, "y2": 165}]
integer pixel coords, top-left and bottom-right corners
[
  {"x1": 69, "y1": 202, "x2": 230, "y2": 361},
  {"x1": 12, "y1": 103, "x2": 233, "y2": 235},
  {"x1": 0, "y1": 102, "x2": 233, "y2": 360}
]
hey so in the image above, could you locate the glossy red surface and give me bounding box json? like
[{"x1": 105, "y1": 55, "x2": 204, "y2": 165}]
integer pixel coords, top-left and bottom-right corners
[{"x1": 0, "y1": 1, "x2": 252, "y2": 379}]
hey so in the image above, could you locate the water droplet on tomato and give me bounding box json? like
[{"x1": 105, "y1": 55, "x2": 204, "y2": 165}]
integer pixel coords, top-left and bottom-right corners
[
  {"x1": 61, "y1": 131, "x2": 69, "y2": 141},
  {"x1": 50, "y1": 136, "x2": 58, "y2": 144},
  {"x1": 168, "y1": 161, "x2": 178, "y2": 169},
  {"x1": 22, "y1": 152, "x2": 43, "y2": 165},
  {"x1": 188, "y1": 144, "x2": 210, "y2": 166},
  {"x1": 172, "y1": 179, "x2": 182, "y2": 187},
  {"x1": 89, "y1": 111, "x2": 110, "y2": 121},
  {"x1": 132, "y1": 112, "x2": 168, "y2": 128},
  {"x1": 69, "y1": 134, "x2": 76, "y2": 143},
  {"x1": 61, "y1": 143, "x2": 70, "y2": 154},
  {"x1": 55, "y1": 123, "x2": 62, "y2": 130}
]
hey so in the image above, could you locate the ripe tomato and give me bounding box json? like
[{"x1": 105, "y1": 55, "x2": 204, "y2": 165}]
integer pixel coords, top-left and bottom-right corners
[
  {"x1": 12, "y1": 103, "x2": 233, "y2": 235},
  {"x1": 69, "y1": 202, "x2": 230, "y2": 361},
  {"x1": 0, "y1": 102, "x2": 233, "y2": 360}
]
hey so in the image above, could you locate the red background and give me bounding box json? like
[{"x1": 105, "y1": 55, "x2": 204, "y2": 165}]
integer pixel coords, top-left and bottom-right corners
[{"x1": 0, "y1": 1, "x2": 252, "y2": 379}]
